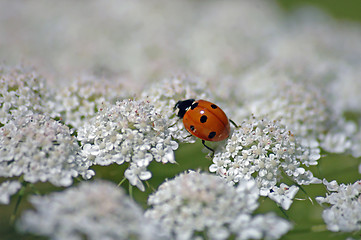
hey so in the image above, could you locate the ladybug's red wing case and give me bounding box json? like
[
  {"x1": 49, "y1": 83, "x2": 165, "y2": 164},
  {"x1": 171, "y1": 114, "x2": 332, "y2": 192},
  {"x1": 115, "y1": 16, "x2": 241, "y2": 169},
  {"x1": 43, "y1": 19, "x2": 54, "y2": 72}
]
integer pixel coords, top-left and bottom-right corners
[{"x1": 182, "y1": 100, "x2": 230, "y2": 142}]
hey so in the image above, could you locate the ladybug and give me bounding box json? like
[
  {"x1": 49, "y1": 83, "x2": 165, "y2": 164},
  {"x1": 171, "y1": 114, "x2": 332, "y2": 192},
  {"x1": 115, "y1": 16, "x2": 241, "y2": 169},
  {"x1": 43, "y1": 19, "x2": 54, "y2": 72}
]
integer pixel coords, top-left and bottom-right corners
[{"x1": 174, "y1": 99, "x2": 232, "y2": 153}]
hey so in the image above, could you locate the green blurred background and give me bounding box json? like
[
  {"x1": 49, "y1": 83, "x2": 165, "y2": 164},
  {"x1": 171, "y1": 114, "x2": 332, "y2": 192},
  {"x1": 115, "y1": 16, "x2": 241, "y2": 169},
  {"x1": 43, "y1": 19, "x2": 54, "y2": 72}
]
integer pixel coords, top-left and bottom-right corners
[{"x1": 1, "y1": 1, "x2": 361, "y2": 239}]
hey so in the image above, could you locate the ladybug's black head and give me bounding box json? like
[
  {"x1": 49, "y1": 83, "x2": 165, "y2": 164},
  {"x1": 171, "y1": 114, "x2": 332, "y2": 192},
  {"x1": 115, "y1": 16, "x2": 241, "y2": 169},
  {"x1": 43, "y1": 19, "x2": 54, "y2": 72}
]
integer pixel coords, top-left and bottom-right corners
[{"x1": 174, "y1": 99, "x2": 195, "y2": 118}]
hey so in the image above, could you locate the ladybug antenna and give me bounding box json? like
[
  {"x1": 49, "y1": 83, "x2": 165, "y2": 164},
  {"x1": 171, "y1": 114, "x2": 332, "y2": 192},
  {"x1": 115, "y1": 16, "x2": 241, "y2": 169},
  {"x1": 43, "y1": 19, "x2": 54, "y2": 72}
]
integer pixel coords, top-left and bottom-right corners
[{"x1": 229, "y1": 119, "x2": 239, "y2": 128}]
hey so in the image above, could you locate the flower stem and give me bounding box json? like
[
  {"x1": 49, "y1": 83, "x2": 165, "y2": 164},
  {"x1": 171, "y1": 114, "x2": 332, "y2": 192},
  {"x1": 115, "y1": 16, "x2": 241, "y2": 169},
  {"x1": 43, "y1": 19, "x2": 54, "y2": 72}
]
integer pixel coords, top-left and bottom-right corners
[
  {"x1": 129, "y1": 184, "x2": 133, "y2": 200},
  {"x1": 117, "y1": 177, "x2": 127, "y2": 187},
  {"x1": 10, "y1": 181, "x2": 27, "y2": 225}
]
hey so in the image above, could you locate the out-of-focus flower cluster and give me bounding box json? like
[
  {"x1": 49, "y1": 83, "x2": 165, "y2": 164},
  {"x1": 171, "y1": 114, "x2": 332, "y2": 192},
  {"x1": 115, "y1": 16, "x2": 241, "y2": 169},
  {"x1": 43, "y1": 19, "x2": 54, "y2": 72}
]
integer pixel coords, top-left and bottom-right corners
[
  {"x1": 54, "y1": 75, "x2": 127, "y2": 129},
  {"x1": 0, "y1": 114, "x2": 94, "y2": 188},
  {"x1": 18, "y1": 180, "x2": 168, "y2": 240},
  {"x1": 239, "y1": 79, "x2": 356, "y2": 155},
  {"x1": 78, "y1": 99, "x2": 178, "y2": 191},
  {"x1": 210, "y1": 116, "x2": 320, "y2": 207},
  {"x1": 316, "y1": 179, "x2": 361, "y2": 232},
  {"x1": 0, "y1": 65, "x2": 56, "y2": 125},
  {"x1": 146, "y1": 171, "x2": 292, "y2": 240},
  {"x1": 0, "y1": 180, "x2": 21, "y2": 204}
]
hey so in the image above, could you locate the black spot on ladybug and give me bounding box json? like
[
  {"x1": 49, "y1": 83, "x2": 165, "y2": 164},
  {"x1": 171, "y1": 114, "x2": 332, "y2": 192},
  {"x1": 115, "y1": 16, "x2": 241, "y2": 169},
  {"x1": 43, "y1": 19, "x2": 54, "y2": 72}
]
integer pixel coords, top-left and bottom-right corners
[
  {"x1": 200, "y1": 115, "x2": 207, "y2": 123},
  {"x1": 211, "y1": 104, "x2": 217, "y2": 109},
  {"x1": 208, "y1": 131, "x2": 216, "y2": 139},
  {"x1": 190, "y1": 125, "x2": 195, "y2": 131},
  {"x1": 191, "y1": 102, "x2": 198, "y2": 110}
]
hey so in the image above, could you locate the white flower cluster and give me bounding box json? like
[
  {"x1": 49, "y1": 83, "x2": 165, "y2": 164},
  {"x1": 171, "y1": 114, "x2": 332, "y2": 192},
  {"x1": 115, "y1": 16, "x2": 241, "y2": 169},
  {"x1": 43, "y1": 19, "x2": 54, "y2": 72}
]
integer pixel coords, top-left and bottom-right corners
[
  {"x1": 54, "y1": 75, "x2": 126, "y2": 129},
  {"x1": 0, "y1": 114, "x2": 94, "y2": 188},
  {"x1": 0, "y1": 65, "x2": 55, "y2": 125},
  {"x1": 78, "y1": 99, "x2": 178, "y2": 191},
  {"x1": 140, "y1": 76, "x2": 212, "y2": 143},
  {"x1": 210, "y1": 116, "x2": 321, "y2": 198},
  {"x1": 146, "y1": 171, "x2": 292, "y2": 240},
  {"x1": 18, "y1": 180, "x2": 167, "y2": 240},
  {"x1": 0, "y1": 180, "x2": 21, "y2": 204},
  {"x1": 245, "y1": 81, "x2": 328, "y2": 143},
  {"x1": 241, "y1": 75, "x2": 355, "y2": 155},
  {"x1": 316, "y1": 179, "x2": 361, "y2": 232}
]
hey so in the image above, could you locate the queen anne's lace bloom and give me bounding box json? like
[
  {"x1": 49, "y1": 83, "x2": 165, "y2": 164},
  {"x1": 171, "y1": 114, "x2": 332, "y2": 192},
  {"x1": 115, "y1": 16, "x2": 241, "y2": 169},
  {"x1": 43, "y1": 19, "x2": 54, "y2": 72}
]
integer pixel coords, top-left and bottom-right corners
[
  {"x1": 140, "y1": 76, "x2": 213, "y2": 143},
  {"x1": 0, "y1": 180, "x2": 21, "y2": 204},
  {"x1": 243, "y1": 80, "x2": 353, "y2": 155},
  {"x1": 0, "y1": 114, "x2": 94, "y2": 188},
  {"x1": 18, "y1": 180, "x2": 167, "y2": 240},
  {"x1": 145, "y1": 171, "x2": 292, "y2": 240},
  {"x1": 78, "y1": 99, "x2": 178, "y2": 191},
  {"x1": 210, "y1": 116, "x2": 321, "y2": 198},
  {"x1": 0, "y1": 65, "x2": 56, "y2": 125},
  {"x1": 316, "y1": 179, "x2": 361, "y2": 233},
  {"x1": 54, "y1": 75, "x2": 127, "y2": 129},
  {"x1": 247, "y1": 81, "x2": 328, "y2": 140}
]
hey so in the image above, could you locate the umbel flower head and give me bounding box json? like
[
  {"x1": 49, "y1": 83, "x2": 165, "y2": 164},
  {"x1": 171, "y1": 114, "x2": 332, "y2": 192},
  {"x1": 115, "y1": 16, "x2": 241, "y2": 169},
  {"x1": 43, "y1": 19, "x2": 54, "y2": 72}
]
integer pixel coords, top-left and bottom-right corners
[
  {"x1": 316, "y1": 179, "x2": 361, "y2": 232},
  {"x1": 210, "y1": 116, "x2": 321, "y2": 198},
  {"x1": 54, "y1": 75, "x2": 127, "y2": 129},
  {"x1": 140, "y1": 75, "x2": 213, "y2": 143},
  {"x1": 0, "y1": 114, "x2": 94, "y2": 188},
  {"x1": 145, "y1": 171, "x2": 292, "y2": 240},
  {"x1": 78, "y1": 99, "x2": 178, "y2": 191},
  {"x1": 243, "y1": 80, "x2": 353, "y2": 154},
  {"x1": 0, "y1": 65, "x2": 56, "y2": 126},
  {"x1": 18, "y1": 180, "x2": 167, "y2": 240}
]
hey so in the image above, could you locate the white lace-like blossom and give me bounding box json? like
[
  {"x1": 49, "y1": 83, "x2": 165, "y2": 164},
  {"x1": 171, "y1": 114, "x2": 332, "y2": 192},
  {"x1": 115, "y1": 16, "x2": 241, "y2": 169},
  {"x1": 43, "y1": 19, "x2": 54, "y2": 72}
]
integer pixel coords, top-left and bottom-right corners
[
  {"x1": 268, "y1": 183, "x2": 299, "y2": 210},
  {"x1": 316, "y1": 179, "x2": 361, "y2": 232},
  {"x1": 243, "y1": 80, "x2": 353, "y2": 155},
  {"x1": 54, "y1": 75, "x2": 127, "y2": 129},
  {"x1": 210, "y1": 116, "x2": 321, "y2": 198},
  {"x1": 0, "y1": 114, "x2": 94, "y2": 187},
  {"x1": 18, "y1": 180, "x2": 167, "y2": 240},
  {"x1": 0, "y1": 65, "x2": 56, "y2": 125},
  {"x1": 78, "y1": 99, "x2": 178, "y2": 191},
  {"x1": 0, "y1": 180, "x2": 21, "y2": 204},
  {"x1": 140, "y1": 76, "x2": 213, "y2": 143},
  {"x1": 145, "y1": 171, "x2": 292, "y2": 240}
]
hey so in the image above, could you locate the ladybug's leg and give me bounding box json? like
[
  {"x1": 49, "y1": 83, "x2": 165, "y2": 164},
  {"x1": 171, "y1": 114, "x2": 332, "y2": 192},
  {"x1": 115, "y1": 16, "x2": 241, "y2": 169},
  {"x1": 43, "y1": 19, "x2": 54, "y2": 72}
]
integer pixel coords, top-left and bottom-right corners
[
  {"x1": 202, "y1": 140, "x2": 215, "y2": 156},
  {"x1": 229, "y1": 119, "x2": 238, "y2": 128}
]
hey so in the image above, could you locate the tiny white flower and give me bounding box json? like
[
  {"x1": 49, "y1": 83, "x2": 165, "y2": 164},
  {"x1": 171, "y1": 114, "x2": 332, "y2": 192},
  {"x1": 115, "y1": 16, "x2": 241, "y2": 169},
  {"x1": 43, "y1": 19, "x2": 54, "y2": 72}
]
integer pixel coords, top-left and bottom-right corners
[
  {"x1": 124, "y1": 164, "x2": 152, "y2": 192},
  {"x1": 268, "y1": 184, "x2": 299, "y2": 210}
]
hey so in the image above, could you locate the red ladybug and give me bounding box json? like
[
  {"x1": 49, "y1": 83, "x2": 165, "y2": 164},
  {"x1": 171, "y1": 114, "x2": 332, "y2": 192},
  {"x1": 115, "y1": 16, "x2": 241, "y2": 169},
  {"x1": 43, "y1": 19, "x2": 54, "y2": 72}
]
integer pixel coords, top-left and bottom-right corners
[{"x1": 174, "y1": 99, "x2": 232, "y2": 153}]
